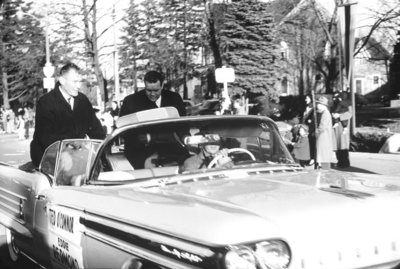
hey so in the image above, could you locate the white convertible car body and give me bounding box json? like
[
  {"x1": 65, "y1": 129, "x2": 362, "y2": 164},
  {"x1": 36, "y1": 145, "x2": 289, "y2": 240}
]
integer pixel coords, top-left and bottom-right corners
[{"x1": 0, "y1": 107, "x2": 399, "y2": 269}]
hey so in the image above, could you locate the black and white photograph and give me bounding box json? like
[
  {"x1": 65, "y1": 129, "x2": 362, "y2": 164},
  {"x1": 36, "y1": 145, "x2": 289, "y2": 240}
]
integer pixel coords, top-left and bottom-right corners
[{"x1": 1, "y1": 0, "x2": 400, "y2": 268}]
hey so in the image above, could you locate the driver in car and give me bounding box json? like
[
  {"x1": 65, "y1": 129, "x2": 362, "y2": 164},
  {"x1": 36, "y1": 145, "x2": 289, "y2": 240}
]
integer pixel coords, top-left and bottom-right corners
[{"x1": 182, "y1": 134, "x2": 233, "y2": 171}]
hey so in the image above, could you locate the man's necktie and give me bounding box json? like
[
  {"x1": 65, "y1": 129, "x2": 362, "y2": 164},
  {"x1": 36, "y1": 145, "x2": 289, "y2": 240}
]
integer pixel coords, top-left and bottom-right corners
[{"x1": 68, "y1": 97, "x2": 73, "y2": 110}]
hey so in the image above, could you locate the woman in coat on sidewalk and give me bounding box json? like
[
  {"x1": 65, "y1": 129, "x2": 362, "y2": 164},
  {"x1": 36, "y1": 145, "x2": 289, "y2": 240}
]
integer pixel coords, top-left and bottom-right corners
[
  {"x1": 292, "y1": 124, "x2": 311, "y2": 167},
  {"x1": 315, "y1": 96, "x2": 335, "y2": 169}
]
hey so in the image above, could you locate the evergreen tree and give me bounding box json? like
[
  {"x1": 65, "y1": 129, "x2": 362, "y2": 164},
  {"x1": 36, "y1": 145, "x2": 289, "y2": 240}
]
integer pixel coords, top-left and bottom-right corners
[
  {"x1": 120, "y1": 0, "x2": 141, "y2": 93},
  {"x1": 1, "y1": 0, "x2": 45, "y2": 108},
  {"x1": 52, "y1": 5, "x2": 85, "y2": 65},
  {"x1": 137, "y1": 0, "x2": 166, "y2": 70},
  {"x1": 219, "y1": 0, "x2": 283, "y2": 100},
  {"x1": 162, "y1": 0, "x2": 206, "y2": 96},
  {"x1": 389, "y1": 31, "x2": 400, "y2": 99},
  {"x1": 121, "y1": 0, "x2": 207, "y2": 96}
]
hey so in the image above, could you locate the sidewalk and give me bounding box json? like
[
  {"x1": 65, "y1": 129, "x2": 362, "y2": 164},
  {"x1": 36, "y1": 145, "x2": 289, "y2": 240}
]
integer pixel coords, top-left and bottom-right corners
[{"x1": 335, "y1": 152, "x2": 400, "y2": 176}]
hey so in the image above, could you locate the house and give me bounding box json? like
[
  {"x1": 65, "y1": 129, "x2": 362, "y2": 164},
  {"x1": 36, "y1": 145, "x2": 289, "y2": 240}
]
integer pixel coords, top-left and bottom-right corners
[
  {"x1": 277, "y1": 0, "x2": 396, "y2": 97},
  {"x1": 353, "y1": 36, "x2": 391, "y2": 96}
]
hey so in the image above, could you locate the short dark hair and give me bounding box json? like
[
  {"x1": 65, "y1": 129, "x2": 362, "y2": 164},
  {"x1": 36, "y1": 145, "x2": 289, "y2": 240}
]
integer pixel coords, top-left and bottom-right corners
[
  {"x1": 59, "y1": 62, "x2": 80, "y2": 76},
  {"x1": 144, "y1": 70, "x2": 164, "y2": 84}
]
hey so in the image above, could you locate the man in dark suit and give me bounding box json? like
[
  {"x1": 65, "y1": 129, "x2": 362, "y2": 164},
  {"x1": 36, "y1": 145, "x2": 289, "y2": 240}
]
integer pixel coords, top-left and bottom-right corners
[
  {"x1": 119, "y1": 70, "x2": 187, "y2": 169},
  {"x1": 119, "y1": 70, "x2": 186, "y2": 117},
  {"x1": 30, "y1": 62, "x2": 105, "y2": 167}
]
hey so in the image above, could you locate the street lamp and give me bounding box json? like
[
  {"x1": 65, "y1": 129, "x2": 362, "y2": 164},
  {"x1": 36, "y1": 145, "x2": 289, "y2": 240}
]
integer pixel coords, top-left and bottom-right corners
[{"x1": 16, "y1": 7, "x2": 55, "y2": 91}]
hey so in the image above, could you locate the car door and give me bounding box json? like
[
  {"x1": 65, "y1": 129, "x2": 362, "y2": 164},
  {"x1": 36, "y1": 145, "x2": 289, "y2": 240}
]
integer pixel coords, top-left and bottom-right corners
[
  {"x1": 33, "y1": 140, "x2": 101, "y2": 269},
  {"x1": 28, "y1": 141, "x2": 60, "y2": 267},
  {"x1": 0, "y1": 158, "x2": 52, "y2": 264}
]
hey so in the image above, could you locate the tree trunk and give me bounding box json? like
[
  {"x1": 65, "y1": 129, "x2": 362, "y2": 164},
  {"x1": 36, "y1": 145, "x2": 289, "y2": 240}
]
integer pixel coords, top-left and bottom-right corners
[
  {"x1": 205, "y1": 2, "x2": 223, "y2": 68},
  {"x1": 1, "y1": 40, "x2": 9, "y2": 108},
  {"x1": 82, "y1": 0, "x2": 107, "y2": 107},
  {"x1": 1, "y1": 70, "x2": 10, "y2": 109},
  {"x1": 132, "y1": 42, "x2": 138, "y2": 93}
]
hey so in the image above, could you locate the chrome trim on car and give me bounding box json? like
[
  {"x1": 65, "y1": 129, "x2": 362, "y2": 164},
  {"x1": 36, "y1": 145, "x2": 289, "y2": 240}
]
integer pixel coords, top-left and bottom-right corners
[
  {"x1": 0, "y1": 213, "x2": 30, "y2": 237},
  {"x1": 81, "y1": 211, "x2": 215, "y2": 257},
  {"x1": 0, "y1": 196, "x2": 21, "y2": 214},
  {"x1": 296, "y1": 242, "x2": 400, "y2": 269},
  {"x1": 84, "y1": 230, "x2": 202, "y2": 269},
  {"x1": 359, "y1": 260, "x2": 400, "y2": 269},
  {"x1": 80, "y1": 211, "x2": 216, "y2": 267},
  {"x1": 0, "y1": 187, "x2": 27, "y2": 219},
  {"x1": 0, "y1": 186, "x2": 27, "y2": 200},
  {"x1": 135, "y1": 165, "x2": 304, "y2": 189},
  {"x1": 20, "y1": 250, "x2": 47, "y2": 269}
]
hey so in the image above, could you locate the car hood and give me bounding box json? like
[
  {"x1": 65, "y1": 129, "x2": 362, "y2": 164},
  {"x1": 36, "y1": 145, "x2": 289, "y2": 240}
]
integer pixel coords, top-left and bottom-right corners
[{"x1": 50, "y1": 169, "x2": 400, "y2": 267}]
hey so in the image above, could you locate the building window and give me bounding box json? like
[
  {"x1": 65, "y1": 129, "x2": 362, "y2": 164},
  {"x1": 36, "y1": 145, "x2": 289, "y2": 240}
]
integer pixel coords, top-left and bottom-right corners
[
  {"x1": 281, "y1": 77, "x2": 288, "y2": 95},
  {"x1": 373, "y1": 75, "x2": 380, "y2": 85},
  {"x1": 280, "y1": 41, "x2": 288, "y2": 60},
  {"x1": 355, "y1": 79, "x2": 363, "y2": 94}
]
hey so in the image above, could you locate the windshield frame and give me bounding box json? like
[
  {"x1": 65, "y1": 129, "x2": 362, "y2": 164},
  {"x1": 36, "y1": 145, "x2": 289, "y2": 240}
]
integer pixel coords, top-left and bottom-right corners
[{"x1": 89, "y1": 115, "x2": 295, "y2": 184}]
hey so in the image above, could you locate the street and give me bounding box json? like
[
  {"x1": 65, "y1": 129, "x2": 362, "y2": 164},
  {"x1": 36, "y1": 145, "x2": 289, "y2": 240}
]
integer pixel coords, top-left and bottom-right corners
[{"x1": 0, "y1": 131, "x2": 31, "y2": 167}]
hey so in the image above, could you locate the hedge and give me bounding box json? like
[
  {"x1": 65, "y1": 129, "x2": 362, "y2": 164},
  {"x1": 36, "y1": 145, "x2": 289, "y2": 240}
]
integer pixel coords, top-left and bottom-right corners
[{"x1": 350, "y1": 130, "x2": 393, "y2": 153}]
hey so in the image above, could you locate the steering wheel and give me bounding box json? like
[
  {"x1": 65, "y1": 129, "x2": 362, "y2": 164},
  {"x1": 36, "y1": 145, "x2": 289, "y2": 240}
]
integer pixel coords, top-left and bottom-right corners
[{"x1": 207, "y1": 148, "x2": 256, "y2": 168}]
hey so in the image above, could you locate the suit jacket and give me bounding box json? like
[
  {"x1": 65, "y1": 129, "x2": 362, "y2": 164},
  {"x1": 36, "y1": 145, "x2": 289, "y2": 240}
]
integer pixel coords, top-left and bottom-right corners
[
  {"x1": 119, "y1": 89, "x2": 186, "y2": 117},
  {"x1": 119, "y1": 89, "x2": 186, "y2": 169},
  {"x1": 30, "y1": 83, "x2": 105, "y2": 166}
]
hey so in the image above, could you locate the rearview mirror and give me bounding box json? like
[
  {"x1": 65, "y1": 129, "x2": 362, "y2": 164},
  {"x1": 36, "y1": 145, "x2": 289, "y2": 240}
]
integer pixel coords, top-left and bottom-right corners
[{"x1": 184, "y1": 134, "x2": 221, "y2": 146}]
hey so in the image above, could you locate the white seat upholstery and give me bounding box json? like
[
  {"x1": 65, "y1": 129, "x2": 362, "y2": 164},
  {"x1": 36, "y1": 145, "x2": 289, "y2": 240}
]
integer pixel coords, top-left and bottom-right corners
[{"x1": 107, "y1": 152, "x2": 134, "y2": 171}]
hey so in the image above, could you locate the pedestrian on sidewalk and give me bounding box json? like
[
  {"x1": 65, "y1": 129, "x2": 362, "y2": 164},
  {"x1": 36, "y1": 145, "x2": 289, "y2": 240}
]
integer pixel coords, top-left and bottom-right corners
[
  {"x1": 6, "y1": 108, "x2": 15, "y2": 133},
  {"x1": 23, "y1": 105, "x2": 30, "y2": 139},
  {"x1": 291, "y1": 124, "x2": 311, "y2": 167},
  {"x1": 0, "y1": 106, "x2": 6, "y2": 133},
  {"x1": 109, "y1": 100, "x2": 120, "y2": 131},
  {"x1": 332, "y1": 91, "x2": 352, "y2": 168},
  {"x1": 17, "y1": 108, "x2": 26, "y2": 140},
  {"x1": 315, "y1": 96, "x2": 335, "y2": 170},
  {"x1": 301, "y1": 94, "x2": 315, "y2": 166}
]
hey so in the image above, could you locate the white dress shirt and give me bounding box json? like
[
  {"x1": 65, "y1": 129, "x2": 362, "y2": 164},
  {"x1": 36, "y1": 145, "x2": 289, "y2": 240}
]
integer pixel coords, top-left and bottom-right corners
[{"x1": 60, "y1": 87, "x2": 74, "y2": 110}]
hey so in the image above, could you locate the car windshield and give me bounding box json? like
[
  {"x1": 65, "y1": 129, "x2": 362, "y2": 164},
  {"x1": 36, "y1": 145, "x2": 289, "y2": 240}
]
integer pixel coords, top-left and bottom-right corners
[{"x1": 92, "y1": 116, "x2": 295, "y2": 184}]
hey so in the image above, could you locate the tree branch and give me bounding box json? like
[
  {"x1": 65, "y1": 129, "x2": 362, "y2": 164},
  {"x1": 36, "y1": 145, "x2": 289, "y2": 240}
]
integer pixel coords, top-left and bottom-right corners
[
  {"x1": 310, "y1": 0, "x2": 335, "y2": 45},
  {"x1": 9, "y1": 88, "x2": 29, "y2": 102},
  {"x1": 354, "y1": 5, "x2": 399, "y2": 56}
]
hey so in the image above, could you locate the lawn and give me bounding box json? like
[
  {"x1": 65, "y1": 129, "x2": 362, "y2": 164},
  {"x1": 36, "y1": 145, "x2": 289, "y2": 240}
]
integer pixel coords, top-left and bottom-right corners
[{"x1": 356, "y1": 118, "x2": 400, "y2": 133}]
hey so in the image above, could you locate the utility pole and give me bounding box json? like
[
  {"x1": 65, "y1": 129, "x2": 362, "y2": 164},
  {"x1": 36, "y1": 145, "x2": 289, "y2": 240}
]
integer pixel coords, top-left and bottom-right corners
[
  {"x1": 183, "y1": 0, "x2": 188, "y2": 100},
  {"x1": 338, "y1": 0, "x2": 357, "y2": 135}
]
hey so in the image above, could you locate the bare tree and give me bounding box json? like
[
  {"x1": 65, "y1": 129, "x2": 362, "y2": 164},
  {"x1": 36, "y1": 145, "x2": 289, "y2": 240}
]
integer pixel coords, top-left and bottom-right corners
[
  {"x1": 276, "y1": 0, "x2": 400, "y2": 96},
  {"x1": 82, "y1": 0, "x2": 108, "y2": 105},
  {"x1": 354, "y1": 0, "x2": 400, "y2": 57},
  {"x1": 50, "y1": 0, "x2": 121, "y2": 106}
]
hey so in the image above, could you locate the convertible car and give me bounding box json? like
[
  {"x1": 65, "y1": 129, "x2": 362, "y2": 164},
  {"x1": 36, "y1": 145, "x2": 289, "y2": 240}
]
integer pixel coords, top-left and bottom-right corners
[{"x1": 1, "y1": 107, "x2": 400, "y2": 269}]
